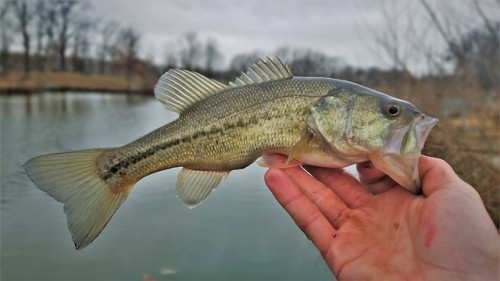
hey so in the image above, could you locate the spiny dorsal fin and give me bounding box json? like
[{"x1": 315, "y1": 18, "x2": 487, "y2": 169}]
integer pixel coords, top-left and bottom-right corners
[
  {"x1": 228, "y1": 57, "x2": 293, "y2": 88},
  {"x1": 154, "y1": 69, "x2": 228, "y2": 114},
  {"x1": 176, "y1": 168, "x2": 230, "y2": 209}
]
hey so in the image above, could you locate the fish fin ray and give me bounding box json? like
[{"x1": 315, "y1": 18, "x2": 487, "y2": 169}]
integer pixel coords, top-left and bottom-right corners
[
  {"x1": 287, "y1": 134, "x2": 313, "y2": 164},
  {"x1": 176, "y1": 169, "x2": 229, "y2": 209},
  {"x1": 154, "y1": 69, "x2": 228, "y2": 114},
  {"x1": 257, "y1": 153, "x2": 301, "y2": 168},
  {"x1": 23, "y1": 149, "x2": 133, "y2": 250},
  {"x1": 228, "y1": 57, "x2": 293, "y2": 88}
]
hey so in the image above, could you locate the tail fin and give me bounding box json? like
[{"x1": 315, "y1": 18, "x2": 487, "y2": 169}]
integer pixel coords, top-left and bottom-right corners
[{"x1": 23, "y1": 149, "x2": 132, "y2": 250}]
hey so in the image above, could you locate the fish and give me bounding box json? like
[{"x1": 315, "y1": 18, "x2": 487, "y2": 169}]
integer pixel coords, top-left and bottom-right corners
[{"x1": 23, "y1": 58, "x2": 438, "y2": 249}]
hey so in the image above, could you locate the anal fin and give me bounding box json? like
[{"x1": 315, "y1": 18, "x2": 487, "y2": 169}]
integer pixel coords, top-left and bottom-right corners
[{"x1": 176, "y1": 168, "x2": 230, "y2": 209}]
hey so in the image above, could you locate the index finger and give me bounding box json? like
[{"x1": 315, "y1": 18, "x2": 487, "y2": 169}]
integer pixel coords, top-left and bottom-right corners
[
  {"x1": 264, "y1": 167, "x2": 336, "y2": 256},
  {"x1": 304, "y1": 166, "x2": 372, "y2": 208}
]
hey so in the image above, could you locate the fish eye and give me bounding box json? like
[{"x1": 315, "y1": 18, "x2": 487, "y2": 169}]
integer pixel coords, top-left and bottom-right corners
[{"x1": 384, "y1": 103, "x2": 401, "y2": 117}]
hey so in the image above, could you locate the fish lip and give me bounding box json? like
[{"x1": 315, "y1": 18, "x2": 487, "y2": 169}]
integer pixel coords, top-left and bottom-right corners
[
  {"x1": 403, "y1": 115, "x2": 438, "y2": 190},
  {"x1": 415, "y1": 114, "x2": 439, "y2": 151}
]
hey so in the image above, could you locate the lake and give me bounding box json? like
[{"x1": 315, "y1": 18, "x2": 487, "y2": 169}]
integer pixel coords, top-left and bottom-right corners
[{"x1": 0, "y1": 93, "x2": 333, "y2": 281}]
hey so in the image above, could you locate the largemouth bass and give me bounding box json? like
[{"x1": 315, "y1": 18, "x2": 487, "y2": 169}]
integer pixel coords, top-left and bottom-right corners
[{"x1": 24, "y1": 58, "x2": 437, "y2": 249}]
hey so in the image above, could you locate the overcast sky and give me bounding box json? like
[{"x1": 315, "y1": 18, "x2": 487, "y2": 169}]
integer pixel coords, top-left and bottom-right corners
[{"x1": 87, "y1": 0, "x2": 499, "y2": 73}]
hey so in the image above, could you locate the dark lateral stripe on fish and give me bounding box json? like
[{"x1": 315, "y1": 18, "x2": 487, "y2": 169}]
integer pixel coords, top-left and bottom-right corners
[{"x1": 102, "y1": 117, "x2": 261, "y2": 180}]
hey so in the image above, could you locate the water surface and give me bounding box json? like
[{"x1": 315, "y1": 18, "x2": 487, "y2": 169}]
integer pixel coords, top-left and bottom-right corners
[{"x1": 1, "y1": 93, "x2": 332, "y2": 281}]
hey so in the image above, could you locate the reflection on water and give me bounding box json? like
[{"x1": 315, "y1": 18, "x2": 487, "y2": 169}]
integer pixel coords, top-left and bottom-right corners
[
  {"x1": 0, "y1": 92, "x2": 332, "y2": 281},
  {"x1": 0, "y1": 93, "x2": 152, "y2": 204},
  {"x1": 2, "y1": 92, "x2": 149, "y2": 119}
]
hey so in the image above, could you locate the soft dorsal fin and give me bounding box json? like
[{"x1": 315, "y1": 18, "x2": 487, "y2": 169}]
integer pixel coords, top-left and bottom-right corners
[
  {"x1": 176, "y1": 168, "x2": 230, "y2": 209},
  {"x1": 228, "y1": 57, "x2": 293, "y2": 88},
  {"x1": 154, "y1": 69, "x2": 228, "y2": 114}
]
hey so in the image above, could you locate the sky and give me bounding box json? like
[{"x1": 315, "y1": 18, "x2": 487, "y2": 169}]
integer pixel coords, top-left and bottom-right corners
[{"x1": 86, "y1": 0, "x2": 498, "y2": 73}]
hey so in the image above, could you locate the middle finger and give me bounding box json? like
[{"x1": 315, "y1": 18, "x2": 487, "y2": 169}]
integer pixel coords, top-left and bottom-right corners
[{"x1": 282, "y1": 167, "x2": 353, "y2": 229}]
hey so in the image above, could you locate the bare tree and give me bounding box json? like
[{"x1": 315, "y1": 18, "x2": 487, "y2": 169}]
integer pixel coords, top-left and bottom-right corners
[
  {"x1": 71, "y1": 16, "x2": 94, "y2": 73},
  {"x1": 33, "y1": 0, "x2": 49, "y2": 71},
  {"x1": 179, "y1": 32, "x2": 202, "y2": 70},
  {"x1": 164, "y1": 33, "x2": 223, "y2": 73},
  {"x1": 420, "y1": 0, "x2": 499, "y2": 88},
  {"x1": 0, "y1": 1, "x2": 13, "y2": 73},
  {"x1": 97, "y1": 20, "x2": 119, "y2": 74},
  {"x1": 115, "y1": 26, "x2": 141, "y2": 85},
  {"x1": 275, "y1": 47, "x2": 345, "y2": 77},
  {"x1": 43, "y1": 4, "x2": 58, "y2": 72},
  {"x1": 11, "y1": 0, "x2": 33, "y2": 75},
  {"x1": 52, "y1": 0, "x2": 79, "y2": 71},
  {"x1": 419, "y1": 0, "x2": 465, "y2": 69},
  {"x1": 451, "y1": 23, "x2": 499, "y2": 90},
  {"x1": 471, "y1": 0, "x2": 498, "y2": 43},
  {"x1": 229, "y1": 52, "x2": 263, "y2": 72},
  {"x1": 203, "y1": 38, "x2": 222, "y2": 73},
  {"x1": 163, "y1": 44, "x2": 179, "y2": 72},
  {"x1": 371, "y1": 0, "x2": 422, "y2": 73},
  {"x1": 358, "y1": 0, "x2": 451, "y2": 77}
]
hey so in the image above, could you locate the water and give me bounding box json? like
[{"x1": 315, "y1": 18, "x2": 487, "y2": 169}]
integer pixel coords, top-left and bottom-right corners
[{"x1": 0, "y1": 93, "x2": 333, "y2": 281}]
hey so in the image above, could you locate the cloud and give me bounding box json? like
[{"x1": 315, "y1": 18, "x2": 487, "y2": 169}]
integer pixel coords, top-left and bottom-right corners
[
  {"x1": 90, "y1": 0, "x2": 386, "y2": 66},
  {"x1": 89, "y1": 0, "x2": 496, "y2": 73}
]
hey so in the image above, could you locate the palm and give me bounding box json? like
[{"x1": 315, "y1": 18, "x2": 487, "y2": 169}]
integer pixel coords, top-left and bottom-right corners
[
  {"x1": 264, "y1": 157, "x2": 499, "y2": 280},
  {"x1": 331, "y1": 188, "x2": 417, "y2": 279},
  {"x1": 331, "y1": 187, "x2": 446, "y2": 280}
]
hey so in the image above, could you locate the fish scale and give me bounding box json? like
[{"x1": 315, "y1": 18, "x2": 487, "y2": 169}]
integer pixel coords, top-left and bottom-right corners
[
  {"x1": 23, "y1": 58, "x2": 437, "y2": 249},
  {"x1": 106, "y1": 78, "x2": 333, "y2": 183}
]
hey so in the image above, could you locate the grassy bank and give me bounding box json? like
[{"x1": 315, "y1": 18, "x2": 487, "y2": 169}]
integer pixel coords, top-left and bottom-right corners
[{"x1": 0, "y1": 71, "x2": 156, "y2": 94}]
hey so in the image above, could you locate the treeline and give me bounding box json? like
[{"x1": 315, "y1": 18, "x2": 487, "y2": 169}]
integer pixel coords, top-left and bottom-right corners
[
  {"x1": 0, "y1": 0, "x2": 148, "y2": 79},
  {"x1": 0, "y1": 0, "x2": 498, "y2": 91}
]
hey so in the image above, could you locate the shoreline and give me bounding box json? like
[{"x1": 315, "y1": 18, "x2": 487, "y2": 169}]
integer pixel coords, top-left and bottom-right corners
[
  {"x1": 0, "y1": 86, "x2": 152, "y2": 95},
  {"x1": 0, "y1": 71, "x2": 156, "y2": 95}
]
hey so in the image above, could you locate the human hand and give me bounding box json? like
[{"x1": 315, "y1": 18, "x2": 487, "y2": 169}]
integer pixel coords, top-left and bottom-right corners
[{"x1": 264, "y1": 156, "x2": 499, "y2": 280}]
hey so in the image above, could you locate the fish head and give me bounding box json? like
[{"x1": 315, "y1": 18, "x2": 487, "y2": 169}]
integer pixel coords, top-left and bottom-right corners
[
  {"x1": 308, "y1": 81, "x2": 438, "y2": 193},
  {"x1": 374, "y1": 109, "x2": 438, "y2": 192}
]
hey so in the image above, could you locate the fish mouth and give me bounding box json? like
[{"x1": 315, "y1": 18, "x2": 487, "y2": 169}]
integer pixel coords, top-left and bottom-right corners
[
  {"x1": 414, "y1": 115, "x2": 439, "y2": 152},
  {"x1": 385, "y1": 115, "x2": 438, "y2": 156},
  {"x1": 374, "y1": 115, "x2": 438, "y2": 192}
]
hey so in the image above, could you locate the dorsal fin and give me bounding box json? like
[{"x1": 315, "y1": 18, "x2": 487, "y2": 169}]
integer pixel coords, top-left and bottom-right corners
[
  {"x1": 228, "y1": 57, "x2": 293, "y2": 88},
  {"x1": 154, "y1": 69, "x2": 228, "y2": 114}
]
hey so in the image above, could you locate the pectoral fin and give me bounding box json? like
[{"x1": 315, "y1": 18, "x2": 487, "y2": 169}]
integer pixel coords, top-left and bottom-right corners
[
  {"x1": 257, "y1": 134, "x2": 315, "y2": 168},
  {"x1": 287, "y1": 134, "x2": 314, "y2": 164},
  {"x1": 257, "y1": 153, "x2": 301, "y2": 168},
  {"x1": 176, "y1": 168, "x2": 230, "y2": 208}
]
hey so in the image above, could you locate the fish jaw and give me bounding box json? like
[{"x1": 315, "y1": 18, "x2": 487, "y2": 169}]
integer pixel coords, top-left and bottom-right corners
[
  {"x1": 373, "y1": 115, "x2": 438, "y2": 192},
  {"x1": 383, "y1": 115, "x2": 438, "y2": 156},
  {"x1": 370, "y1": 152, "x2": 421, "y2": 192}
]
